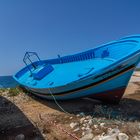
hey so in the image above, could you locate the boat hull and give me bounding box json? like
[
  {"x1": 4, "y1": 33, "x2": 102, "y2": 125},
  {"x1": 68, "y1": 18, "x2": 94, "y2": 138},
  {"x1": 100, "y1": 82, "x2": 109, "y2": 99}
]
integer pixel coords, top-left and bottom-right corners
[
  {"x1": 23, "y1": 63, "x2": 135, "y2": 103},
  {"x1": 14, "y1": 35, "x2": 140, "y2": 103}
]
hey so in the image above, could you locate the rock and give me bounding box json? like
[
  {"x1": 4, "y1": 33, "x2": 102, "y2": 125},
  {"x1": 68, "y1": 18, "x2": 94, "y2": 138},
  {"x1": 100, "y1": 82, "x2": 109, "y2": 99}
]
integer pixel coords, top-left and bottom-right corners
[
  {"x1": 84, "y1": 128, "x2": 92, "y2": 135},
  {"x1": 92, "y1": 135, "x2": 101, "y2": 140},
  {"x1": 73, "y1": 127, "x2": 80, "y2": 132},
  {"x1": 94, "y1": 125, "x2": 98, "y2": 129},
  {"x1": 69, "y1": 116, "x2": 73, "y2": 119},
  {"x1": 81, "y1": 127, "x2": 85, "y2": 130},
  {"x1": 80, "y1": 133, "x2": 94, "y2": 140},
  {"x1": 83, "y1": 123, "x2": 87, "y2": 127},
  {"x1": 15, "y1": 134, "x2": 25, "y2": 140},
  {"x1": 42, "y1": 133, "x2": 47, "y2": 138},
  {"x1": 82, "y1": 131, "x2": 85, "y2": 136},
  {"x1": 117, "y1": 133, "x2": 129, "y2": 140},
  {"x1": 100, "y1": 135, "x2": 117, "y2": 140},
  {"x1": 85, "y1": 116, "x2": 92, "y2": 120},
  {"x1": 70, "y1": 122, "x2": 78, "y2": 129},
  {"x1": 84, "y1": 119, "x2": 88, "y2": 123},
  {"x1": 76, "y1": 114, "x2": 80, "y2": 117},
  {"x1": 85, "y1": 127, "x2": 91, "y2": 131},
  {"x1": 100, "y1": 123, "x2": 105, "y2": 127},
  {"x1": 133, "y1": 136, "x2": 140, "y2": 140},
  {"x1": 108, "y1": 128, "x2": 120, "y2": 135},
  {"x1": 88, "y1": 119, "x2": 93, "y2": 126},
  {"x1": 80, "y1": 117, "x2": 86, "y2": 123}
]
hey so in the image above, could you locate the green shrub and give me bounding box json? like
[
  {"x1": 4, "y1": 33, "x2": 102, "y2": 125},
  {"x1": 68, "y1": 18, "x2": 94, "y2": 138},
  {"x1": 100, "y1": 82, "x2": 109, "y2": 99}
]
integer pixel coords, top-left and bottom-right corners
[{"x1": 8, "y1": 88, "x2": 20, "y2": 97}]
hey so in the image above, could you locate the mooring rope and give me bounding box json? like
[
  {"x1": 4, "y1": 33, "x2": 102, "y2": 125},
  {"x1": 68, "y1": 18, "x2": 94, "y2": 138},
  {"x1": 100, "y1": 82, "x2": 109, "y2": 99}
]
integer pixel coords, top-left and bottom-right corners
[
  {"x1": 47, "y1": 89, "x2": 80, "y2": 140},
  {"x1": 39, "y1": 114, "x2": 80, "y2": 140},
  {"x1": 48, "y1": 88, "x2": 69, "y2": 114}
]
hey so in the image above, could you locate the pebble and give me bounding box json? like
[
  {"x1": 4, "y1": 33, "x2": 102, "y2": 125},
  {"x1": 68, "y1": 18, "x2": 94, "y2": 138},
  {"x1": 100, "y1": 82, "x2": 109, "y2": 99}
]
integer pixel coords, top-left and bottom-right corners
[
  {"x1": 80, "y1": 117, "x2": 85, "y2": 123},
  {"x1": 117, "y1": 133, "x2": 129, "y2": 140},
  {"x1": 81, "y1": 127, "x2": 85, "y2": 130},
  {"x1": 100, "y1": 123, "x2": 105, "y2": 128},
  {"x1": 70, "y1": 122, "x2": 78, "y2": 129},
  {"x1": 108, "y1": 128, "x2": 120, "y2": 135},
  {"x1": 73, "y1": 127, "x2": 80, "y2": 132},
  {"x1": 133, "y1": 136, "x2": 140, "y2": 140},
  {"x1": 82, "y1": 131, "x2": 85, "y2": 136},
  {"x1": 100, "y1": 135, "x2": 117, "y2": 140},
  {"x1": 92, "y1": 136, "x2": 101, "y2": 140},
  {"x1": 88, "y1": 119, "x2": 93, "y2": 126},
  {"x1": 69, "y1": 116, "x2": 73, "y2": 119},
  {"x1": 76, "y1": 114, "x2": 80, "y2": 117},
  {"x1": 84, "y1": 119, "x2": 88, "y2": 123},
  {"x1": 83, "y1": 123, "x2": 87, "y2": 127},
  {"x1": 80, "y1": 133, "x2": 94, "y2": 140},
  {"x1": 85, "y1": 116, "x2": 92, "y2": 120},
  {"x1": 15, "y1": 134, "x2": 25, "y2": 140},
  {"x1": 94, "y1": 125, "x2": 98, "y2": 129}
]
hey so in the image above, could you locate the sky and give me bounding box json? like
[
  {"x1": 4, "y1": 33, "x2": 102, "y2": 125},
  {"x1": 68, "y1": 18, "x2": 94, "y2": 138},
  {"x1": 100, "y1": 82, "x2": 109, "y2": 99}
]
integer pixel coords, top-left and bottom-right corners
[{"x1": 0, "y1": 0, "x2": 140, "y2": 76}]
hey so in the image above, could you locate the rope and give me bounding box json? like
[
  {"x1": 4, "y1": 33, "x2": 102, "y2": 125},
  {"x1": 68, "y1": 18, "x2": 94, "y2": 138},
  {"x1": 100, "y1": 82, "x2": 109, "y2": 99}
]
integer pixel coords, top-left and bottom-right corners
[
  {"x1": 48, "y1": 88, "x2": 69, "y2": 114},
  {"x1": 47, "y1": 89, "x2": 80, "y2": 140},
  {"x1": 39, "y1": 114, "x2": 80, "y2": 140}
]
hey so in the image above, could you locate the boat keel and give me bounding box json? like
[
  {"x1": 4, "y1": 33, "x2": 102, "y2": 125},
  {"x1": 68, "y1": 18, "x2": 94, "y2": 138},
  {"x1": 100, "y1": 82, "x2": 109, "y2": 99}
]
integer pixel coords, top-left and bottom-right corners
[{"x1": 89, "y1": 86, "x2": 126, "y2": 104}]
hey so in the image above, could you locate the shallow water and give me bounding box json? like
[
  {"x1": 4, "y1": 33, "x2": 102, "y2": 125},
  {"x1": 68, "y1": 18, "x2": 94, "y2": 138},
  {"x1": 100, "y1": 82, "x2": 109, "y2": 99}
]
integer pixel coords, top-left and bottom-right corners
[{"x1": 0, "y1": 76, "x2": 19, "y2": 88}]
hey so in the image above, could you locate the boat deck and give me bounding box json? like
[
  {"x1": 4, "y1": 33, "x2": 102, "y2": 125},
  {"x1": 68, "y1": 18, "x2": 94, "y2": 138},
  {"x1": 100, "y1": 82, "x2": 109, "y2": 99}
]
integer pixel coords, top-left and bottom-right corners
[{"x1": 19, "y1": 58, "x2": 115, "y2": 88}]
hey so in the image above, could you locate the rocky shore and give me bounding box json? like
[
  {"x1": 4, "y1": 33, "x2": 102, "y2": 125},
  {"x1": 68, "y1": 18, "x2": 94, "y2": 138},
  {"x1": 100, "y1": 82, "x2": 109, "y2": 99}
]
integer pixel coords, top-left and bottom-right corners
[{"x1": 0, "y1": 74, "x2": 140, "y2": 140}]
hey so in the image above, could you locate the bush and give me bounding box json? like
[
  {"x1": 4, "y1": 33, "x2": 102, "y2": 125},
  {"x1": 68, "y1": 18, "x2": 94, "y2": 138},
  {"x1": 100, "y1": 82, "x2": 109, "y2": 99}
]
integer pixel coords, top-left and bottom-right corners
[{"x1": 8, "y1": 88, "x2": 20, "y2": 97}]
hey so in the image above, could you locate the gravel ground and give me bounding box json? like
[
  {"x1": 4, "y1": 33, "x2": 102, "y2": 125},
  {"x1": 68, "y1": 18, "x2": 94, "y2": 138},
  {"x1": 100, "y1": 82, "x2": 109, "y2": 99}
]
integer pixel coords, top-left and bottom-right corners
[{"x1": 0, "y1": 75, "x2": 140, "y2": 140}]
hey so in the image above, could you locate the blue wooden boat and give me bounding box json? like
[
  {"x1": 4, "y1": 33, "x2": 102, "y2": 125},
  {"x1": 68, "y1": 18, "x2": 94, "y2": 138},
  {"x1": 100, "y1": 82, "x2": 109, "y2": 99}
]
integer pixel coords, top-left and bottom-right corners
[{"x1": 13, "y1": 35, "x2": 140, "y2": 103}]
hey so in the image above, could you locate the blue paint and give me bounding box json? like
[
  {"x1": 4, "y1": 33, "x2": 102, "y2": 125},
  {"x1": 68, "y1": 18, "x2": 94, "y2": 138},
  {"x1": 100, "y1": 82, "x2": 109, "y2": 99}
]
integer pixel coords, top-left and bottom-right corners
[{"x1": 13, "y1": 35, "x2": 140, "y2": 100}]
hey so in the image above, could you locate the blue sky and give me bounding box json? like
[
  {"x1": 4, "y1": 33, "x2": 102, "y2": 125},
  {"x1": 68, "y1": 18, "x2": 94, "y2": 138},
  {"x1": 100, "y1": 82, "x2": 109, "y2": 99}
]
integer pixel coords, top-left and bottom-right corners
[{"x1": 0, "y1": 0, "x2": 140, "y2": 75}]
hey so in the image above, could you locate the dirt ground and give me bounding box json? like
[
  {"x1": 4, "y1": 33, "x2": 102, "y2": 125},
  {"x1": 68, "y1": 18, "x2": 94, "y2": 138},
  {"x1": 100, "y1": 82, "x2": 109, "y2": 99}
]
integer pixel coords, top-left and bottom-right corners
[{"x1": 0, "y1": 75, "x2": 140, "y2": 140}]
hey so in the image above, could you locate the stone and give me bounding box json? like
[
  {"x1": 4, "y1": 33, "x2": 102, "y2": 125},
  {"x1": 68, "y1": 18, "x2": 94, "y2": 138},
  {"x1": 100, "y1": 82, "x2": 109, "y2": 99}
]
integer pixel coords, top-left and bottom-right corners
[
  {"x1": 80, "y1": 117, "x2": 86, "y2": 123},
  {"x1": 108, "y1": 128, "x2": 120, "y2": 135},
  {"x1": 84, "y1": 119, "x2": 88, "y2": 123},
  {"x1": 100, "y1": 135, "x2": 117, "y2": 140},
  {"x1": 100, "y1": 123, "x2": 105, "y2": 127},
  {"x1": 94, "y1": 125, "x2": 98, "y2": 129},
  {"x1": 88, "y1": 119, "x2": 93, "y2": 126},
  {"x1": 80, "y1": 133, "x2": 94, "y2": 140},
  {"x1": 84, "y1": 128, "x2": 92, "y2": 135},
  {"x1": 76, "y1": 114, "x2": 80, "y2": 117},
  {"x1": 133, "y1": 136, "x2": 140, "y2": 140},
  {"x1": 117, "y1": 133, "x2": 129, "y2": 140},
  {"x1": 70, "y1": 122, "x2": 78, "y2": 129},
  {"x1": 73, "y1": 127, "x2": 80, "y2": 132},
  {"x1": 15, "y1": 134, "x2": 25, "y2": 140},
  {"x1": 82, "y1": 131, "x2": 85, "y2": 136},
  {"x1": 92, "y1": 136, "x2": 101, "y2": 140},
  {"x1": 69, "y1": 116, "x2": 73, "y2": 119},
  {"x1": 83, "y1": 123, "x2": 87, "y2": 127},
  {"x1": 86, "y1": 116, "x2": 92, "y2": 120},
  {"x1": 81, "y1": 127, "x2": 85, "y2": 130}
]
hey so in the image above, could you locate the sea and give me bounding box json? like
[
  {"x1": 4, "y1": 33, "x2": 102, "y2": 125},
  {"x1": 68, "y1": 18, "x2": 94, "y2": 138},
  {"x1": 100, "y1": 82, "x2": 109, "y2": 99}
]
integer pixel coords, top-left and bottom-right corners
[{"x1": 0, "y1": 76, "x2": 19, "y2": 88}]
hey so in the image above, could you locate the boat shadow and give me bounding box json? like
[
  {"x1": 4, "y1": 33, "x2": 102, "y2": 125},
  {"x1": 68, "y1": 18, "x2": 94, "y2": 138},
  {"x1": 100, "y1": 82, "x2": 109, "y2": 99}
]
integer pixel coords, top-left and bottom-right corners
[
  {"x1": 30, "y1": 89, "x2": 140, "y2": 122},
  {"x1": 0, "y1": 95, "x2": 44, "y2": 140}
]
